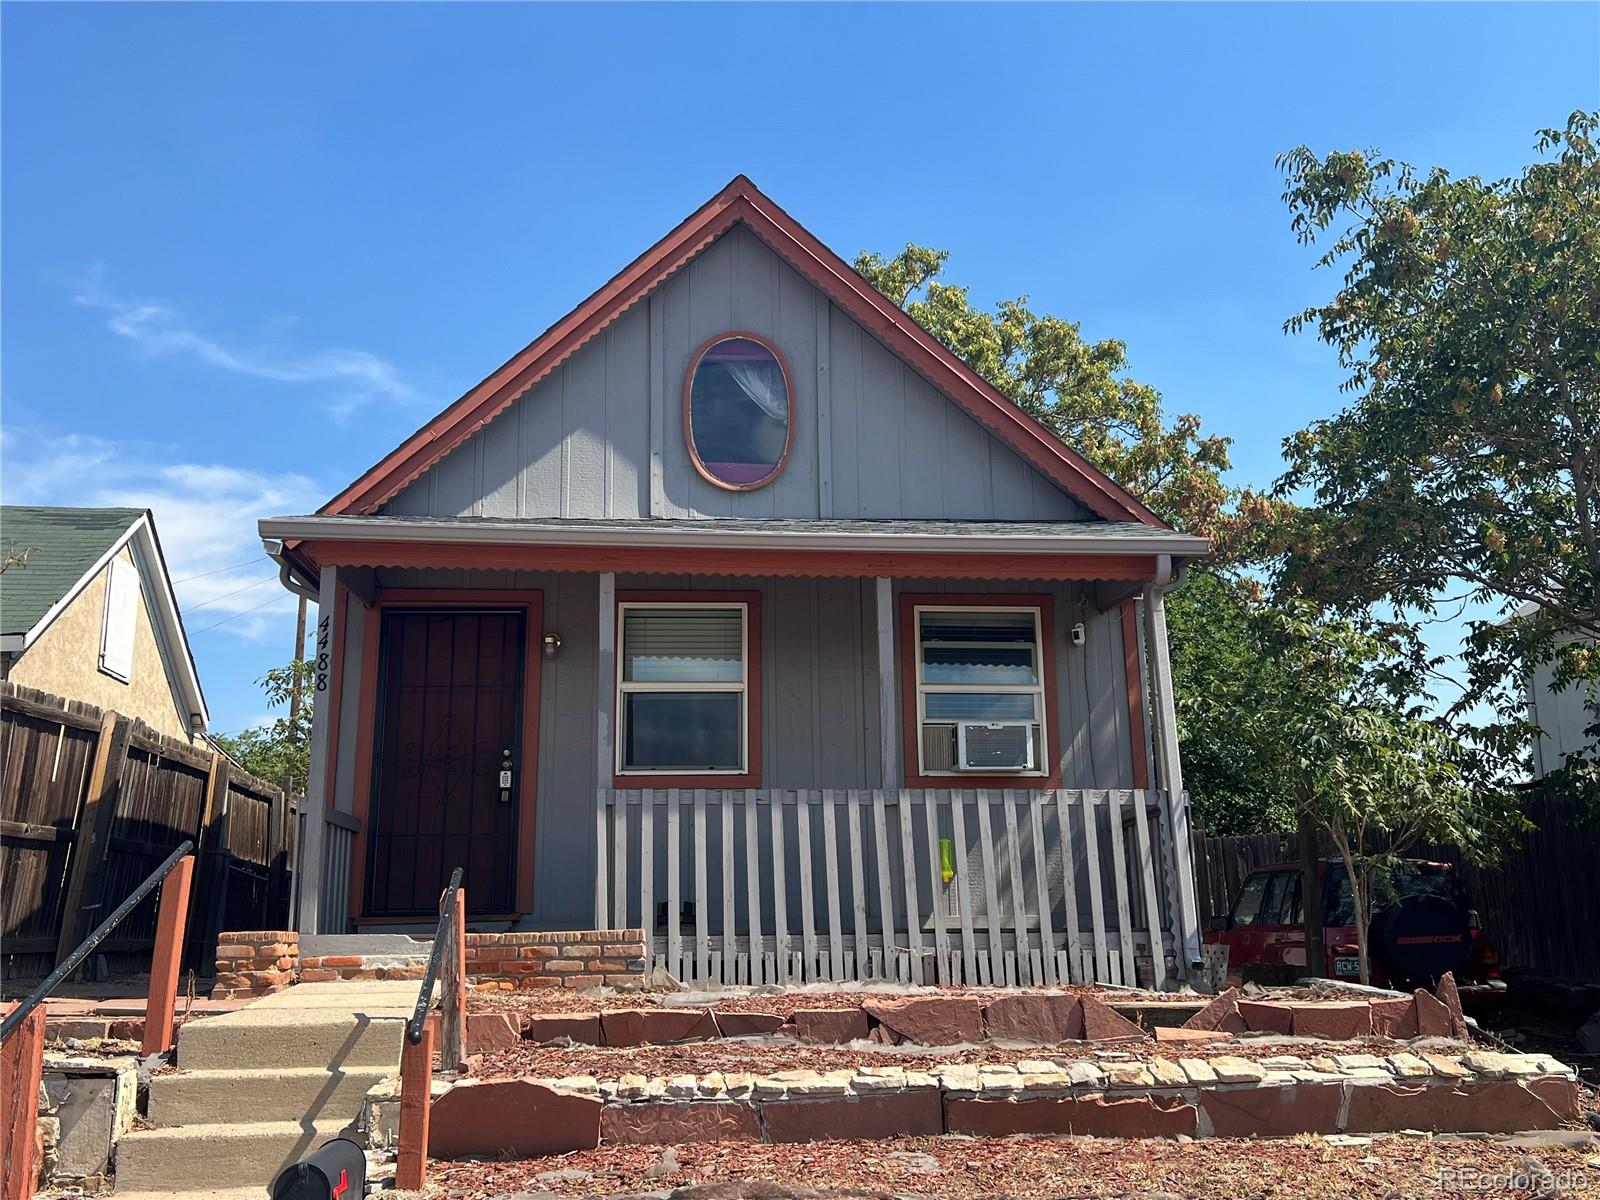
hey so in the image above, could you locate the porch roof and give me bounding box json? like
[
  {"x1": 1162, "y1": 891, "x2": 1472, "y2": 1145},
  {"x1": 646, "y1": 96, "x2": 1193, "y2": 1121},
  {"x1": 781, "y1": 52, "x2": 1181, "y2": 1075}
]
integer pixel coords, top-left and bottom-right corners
[{"x1": 263, "y1": 514, "x2": 1207, "y2": 583}]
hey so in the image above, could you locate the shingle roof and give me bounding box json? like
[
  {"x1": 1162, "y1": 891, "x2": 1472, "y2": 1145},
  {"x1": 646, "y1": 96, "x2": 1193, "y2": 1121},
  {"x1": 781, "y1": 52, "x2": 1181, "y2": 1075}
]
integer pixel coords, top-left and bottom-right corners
[{"x1": 1, "y1": 506, "x2": 144, "y2": 635}]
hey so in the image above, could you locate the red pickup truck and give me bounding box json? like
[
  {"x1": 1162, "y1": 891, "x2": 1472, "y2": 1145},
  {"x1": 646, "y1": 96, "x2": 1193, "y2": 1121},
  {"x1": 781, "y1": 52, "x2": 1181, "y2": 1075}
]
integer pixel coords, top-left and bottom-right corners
[{"x1": 1205, "y1": 859, "x2": 1503, "y2": 992}]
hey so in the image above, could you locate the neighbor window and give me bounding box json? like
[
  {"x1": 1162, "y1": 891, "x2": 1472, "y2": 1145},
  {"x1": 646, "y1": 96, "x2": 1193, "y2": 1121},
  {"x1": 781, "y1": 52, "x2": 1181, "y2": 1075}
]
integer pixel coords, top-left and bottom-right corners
[
  {"x1": 913, "y1": 607, "x2": 1048, "y2": 776},
  {"x1": 617, "y1": 602, "x2": 751, "y2": 775},
  {"x1": 685, "y1": 334, "x2": 792, "y2": 490}
]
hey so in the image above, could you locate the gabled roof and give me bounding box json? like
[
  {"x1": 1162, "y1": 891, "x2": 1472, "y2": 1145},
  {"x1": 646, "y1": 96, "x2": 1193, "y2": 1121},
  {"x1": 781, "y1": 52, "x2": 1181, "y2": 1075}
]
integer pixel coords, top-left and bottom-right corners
[
  {"x1": 0, "y1": 505, "x2": 209, "y2": 728},
  {"x1": 321, "y1": 176, "x2": 1167, "y2": 527},
  {"x1": 2, "y1": 506, "x2": 144, "y2": 634}
]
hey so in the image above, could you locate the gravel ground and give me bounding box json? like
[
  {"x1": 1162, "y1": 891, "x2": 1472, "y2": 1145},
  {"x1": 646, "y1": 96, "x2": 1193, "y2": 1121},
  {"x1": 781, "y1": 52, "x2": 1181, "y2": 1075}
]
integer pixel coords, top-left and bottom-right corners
[
  {"x1": 466, "y1": 1034, "x2": 1433, "y2": 1080},
  {"x1": 418, "y1": 1130, "x2": 1600, "y2": 1199}
]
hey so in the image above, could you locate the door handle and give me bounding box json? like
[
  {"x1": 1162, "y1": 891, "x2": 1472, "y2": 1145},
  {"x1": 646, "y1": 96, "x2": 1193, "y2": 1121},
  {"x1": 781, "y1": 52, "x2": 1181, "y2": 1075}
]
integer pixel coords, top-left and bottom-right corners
[{"x1": 498, "y1": 748, "x2": 514, "y2": 802}]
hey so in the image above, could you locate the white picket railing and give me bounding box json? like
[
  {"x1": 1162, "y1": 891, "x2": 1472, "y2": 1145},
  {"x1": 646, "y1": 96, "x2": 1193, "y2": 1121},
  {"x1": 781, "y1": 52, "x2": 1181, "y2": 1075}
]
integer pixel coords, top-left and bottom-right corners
[{"x1": 596, "y1": 788, "x2": 1195, "y2": 990}]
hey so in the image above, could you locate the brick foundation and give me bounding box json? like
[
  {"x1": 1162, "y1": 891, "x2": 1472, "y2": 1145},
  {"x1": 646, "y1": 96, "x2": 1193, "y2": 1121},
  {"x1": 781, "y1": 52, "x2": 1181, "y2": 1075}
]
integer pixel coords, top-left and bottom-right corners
[
  {"x1": 286, "y1": 929, "x2": 648, "y2": 991},
  {"x1": 212, "y1": 930, "x2": 299, "y2": 999}
]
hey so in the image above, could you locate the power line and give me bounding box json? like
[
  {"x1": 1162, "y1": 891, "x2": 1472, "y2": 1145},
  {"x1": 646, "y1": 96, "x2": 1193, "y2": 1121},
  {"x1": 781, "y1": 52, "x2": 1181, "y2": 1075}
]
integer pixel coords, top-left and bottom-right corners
[
  {"x1": 185, "y1": 574, "x2": 277, "y2": 611},
  {"x1": 193, "y1": 592, "x2": 292, "y2": 634},
  {"x1": 173, "y1": 557, "x2": 267, "y2": 583}
]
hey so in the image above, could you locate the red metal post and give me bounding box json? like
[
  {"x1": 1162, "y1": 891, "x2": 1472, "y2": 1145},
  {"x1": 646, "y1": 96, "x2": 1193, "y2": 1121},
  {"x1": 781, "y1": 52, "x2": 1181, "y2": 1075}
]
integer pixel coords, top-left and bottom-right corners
[
  {"x1": 396, "y1": 1024, "x2": 434, "y2": 1190},
  {"x1": 1, "y1": 1006, "x2": 47, "y2": 1200},
  {"x1": 141, "y1": 854, "x2": 195, "y2": 1056}
]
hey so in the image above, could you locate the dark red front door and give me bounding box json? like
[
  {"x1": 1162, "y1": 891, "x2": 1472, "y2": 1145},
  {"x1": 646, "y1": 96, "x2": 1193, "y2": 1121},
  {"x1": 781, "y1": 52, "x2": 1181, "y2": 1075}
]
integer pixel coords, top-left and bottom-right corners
[{"x1": 366, "y1": 609, "x2": 524, "y2": 916}]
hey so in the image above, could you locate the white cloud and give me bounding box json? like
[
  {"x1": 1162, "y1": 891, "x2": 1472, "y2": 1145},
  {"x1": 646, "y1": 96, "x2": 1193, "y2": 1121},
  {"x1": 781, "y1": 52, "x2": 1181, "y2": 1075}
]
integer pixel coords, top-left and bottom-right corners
[
  {"x1": 2, "y1": 431, "x2": 322, "y2": 643},
  {"x1": 74, "y1": 270, "x2": 419, "y2": 419}
]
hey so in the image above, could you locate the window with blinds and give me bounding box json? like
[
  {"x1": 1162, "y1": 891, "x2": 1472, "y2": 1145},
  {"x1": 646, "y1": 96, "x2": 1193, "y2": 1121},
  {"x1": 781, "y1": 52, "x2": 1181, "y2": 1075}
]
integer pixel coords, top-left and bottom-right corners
[
  {"x1": 915, "y1": 606, "x2": 1046, "y2": 775},
  {"x1": 617, "y1": 604, "x2": 747, "y2": 773}
]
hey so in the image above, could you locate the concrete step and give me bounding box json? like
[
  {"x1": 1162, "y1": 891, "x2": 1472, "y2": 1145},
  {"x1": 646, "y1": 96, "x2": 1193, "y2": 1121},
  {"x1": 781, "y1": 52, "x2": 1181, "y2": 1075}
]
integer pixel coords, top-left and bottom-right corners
[
  {"x1": 176, "y1": 1010, "x2": 406, "y2": 1071},
  {"x1": 150, "y1": 1065, "x2": 394, "y2": 1126},
  {"x1": 115, "y1": 1119, "x2": 355, "y2": 1192}
]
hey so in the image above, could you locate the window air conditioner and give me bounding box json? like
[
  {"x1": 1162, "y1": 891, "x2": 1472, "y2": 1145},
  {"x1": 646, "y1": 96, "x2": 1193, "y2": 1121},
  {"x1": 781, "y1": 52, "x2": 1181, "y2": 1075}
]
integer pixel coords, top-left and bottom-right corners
[{"x1": 956, "y1": 722, "x2": 1033, "y2": 771}]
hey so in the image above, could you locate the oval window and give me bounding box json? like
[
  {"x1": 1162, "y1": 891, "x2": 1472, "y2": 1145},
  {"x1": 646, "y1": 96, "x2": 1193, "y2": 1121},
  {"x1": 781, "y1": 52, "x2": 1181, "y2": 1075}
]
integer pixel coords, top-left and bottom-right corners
[{"x1": 685, "y1": 333, "x2": 793, "y2": 490}]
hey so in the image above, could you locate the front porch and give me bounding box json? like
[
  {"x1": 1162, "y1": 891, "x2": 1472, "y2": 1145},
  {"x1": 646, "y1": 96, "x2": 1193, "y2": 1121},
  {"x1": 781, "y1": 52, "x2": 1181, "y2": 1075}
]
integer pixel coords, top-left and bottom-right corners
[{"x1": 267, "y1": 515, "x2": 1206, "y2": 986}]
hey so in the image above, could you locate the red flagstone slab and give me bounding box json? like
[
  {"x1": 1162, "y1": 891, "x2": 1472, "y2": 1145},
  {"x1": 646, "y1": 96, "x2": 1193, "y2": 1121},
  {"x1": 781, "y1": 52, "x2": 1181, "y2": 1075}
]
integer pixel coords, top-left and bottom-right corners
[
  {"x1": 1154, "y1": 1026, "x2": 1232, "y2": 1045},
  {"x1": 1182, "y1": 987, "x2": 1246, "y2": 1033},
  {"x1": 1370, "y1": 997, "x2": 1418, "y2": 1038},
  {"x1": 1237, "y1": 1000, "x2": 1294, "y2": 1034},
  {"x1": 711, "y1": 1012, "x2": 787, "y2": 1038},
  {"x1": 1078, "y1": 993, "x2": 1148, "y2": 1041},
  {"x1": 1435, "y1": 972, "x2": 1470, "y2": 1039},
  {"x1": 1344, "y1": 1080, "x2": 1577, "y2": 1135},
  {"x1": 525, "y1": 1013, "x2": 603, "y2": 1044},
  {"x1": 760, "y1": 1090, "x2": 944, "y2": 1143},
  {"x1": 430, "y1": 1079, "x2": 600, "y2": 1157},
  {"x1": 465, "y1": 1012, "x2": 521, "y2": 1053},
  {"x1": 601, "y1": 1008, "x2": 717, "y2": 1047},
  {"x1": 601, "y1": 1101, "x2": 761, "y2": 1145},
  {"x1": 786, "y1": 1009, "x2": 870, "y2": 1043},
  {"x1": 1290, "y1": 1001, "x2": 1373, "y2": 1040},
  {"x1": 1413, "y1": 989, "x2": 1453, "y2": 1037},
  {"x1": 1200, "y1": 1083, "x2": 1343, "y2": 1137},
  {"x1": 946, "y1": 1094, "x2": 1197, "y2": 1139},
  {"x1": 983, "y1": 993, "x2": 1083, "y2": 1043},
  {"x1": 862, "y1": 996, "x2": 984, "y2": 1045}
]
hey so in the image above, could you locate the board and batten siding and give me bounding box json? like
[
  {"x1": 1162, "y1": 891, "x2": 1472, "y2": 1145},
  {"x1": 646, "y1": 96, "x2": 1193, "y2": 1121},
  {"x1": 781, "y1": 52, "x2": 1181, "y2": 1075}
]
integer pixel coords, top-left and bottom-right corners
[
  {"x1": 330, "y1": 568, "x2": 1141, "y2": 930},
  {"x1": 380, "y1": 225, "x2": 1092, "y2": 523}
]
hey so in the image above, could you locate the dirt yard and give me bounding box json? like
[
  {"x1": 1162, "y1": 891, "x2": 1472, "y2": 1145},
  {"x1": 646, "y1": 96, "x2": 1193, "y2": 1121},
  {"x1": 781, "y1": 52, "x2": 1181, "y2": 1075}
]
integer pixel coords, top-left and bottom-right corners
[{"x1": 418, "y1": 1130, "x2": 1600, "y2": 1199}]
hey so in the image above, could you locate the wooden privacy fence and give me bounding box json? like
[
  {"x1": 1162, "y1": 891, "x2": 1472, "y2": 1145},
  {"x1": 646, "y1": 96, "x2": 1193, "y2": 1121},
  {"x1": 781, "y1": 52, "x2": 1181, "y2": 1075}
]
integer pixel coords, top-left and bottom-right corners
[
  {"x1": 1193, "y1": 789, "x2": 1600, "y2": 984},
  {"x1": 0, "y1": 684, "x2": 296, "y2": 979},
  {"x1": 598, "y1": 787, "x2": 1200, "y2": 991}
]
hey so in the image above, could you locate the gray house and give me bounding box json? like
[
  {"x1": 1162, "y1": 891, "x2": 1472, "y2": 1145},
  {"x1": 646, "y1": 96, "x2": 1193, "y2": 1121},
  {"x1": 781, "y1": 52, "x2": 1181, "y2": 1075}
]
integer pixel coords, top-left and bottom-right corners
[{"x1": 263, "y1": 177, "x2": 1210, "y2": 990}]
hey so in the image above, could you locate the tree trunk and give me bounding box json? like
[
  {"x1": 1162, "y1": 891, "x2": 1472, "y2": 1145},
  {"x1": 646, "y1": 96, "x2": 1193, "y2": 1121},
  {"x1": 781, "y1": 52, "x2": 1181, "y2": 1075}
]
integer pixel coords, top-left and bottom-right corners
[{"x1": 1298, "y1": 809, "x2": 1325, "y2": 979}]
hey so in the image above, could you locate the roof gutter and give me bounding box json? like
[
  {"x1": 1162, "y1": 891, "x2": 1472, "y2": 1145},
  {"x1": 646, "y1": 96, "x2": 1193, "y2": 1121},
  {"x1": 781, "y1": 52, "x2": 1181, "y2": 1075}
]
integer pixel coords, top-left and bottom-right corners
[
  {"x1": 256, "y1": 516, "x2": 1211, "y2": 559},
  {"x1": 263, "y1": 538, "x2": 320, "y2": 603}
]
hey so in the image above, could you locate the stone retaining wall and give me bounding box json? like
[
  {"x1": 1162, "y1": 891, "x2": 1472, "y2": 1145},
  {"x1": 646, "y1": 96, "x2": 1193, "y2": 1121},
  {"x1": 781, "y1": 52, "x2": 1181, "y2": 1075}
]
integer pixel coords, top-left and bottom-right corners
[
  {"x1": 422, "y1": 1049, "x2": 1582, "y2": 1157},
  {"x1": 212, "y1": 930, "x2": 299, "y2": 1000}
]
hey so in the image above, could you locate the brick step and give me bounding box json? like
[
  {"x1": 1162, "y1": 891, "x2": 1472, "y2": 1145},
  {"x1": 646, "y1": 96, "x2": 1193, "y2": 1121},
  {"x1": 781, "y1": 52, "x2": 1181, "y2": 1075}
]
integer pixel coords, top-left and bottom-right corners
[
  {"x1": 115, "y1": 1119, "x2": 356, "y2": 1192},
  {"x1": 150, "y1": 1065, "x2": 394, "y2": 1125}
]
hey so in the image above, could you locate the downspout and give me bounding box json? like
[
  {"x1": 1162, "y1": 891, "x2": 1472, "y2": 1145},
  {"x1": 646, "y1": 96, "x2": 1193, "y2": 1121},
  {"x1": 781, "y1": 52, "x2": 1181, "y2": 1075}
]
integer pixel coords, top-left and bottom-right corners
[{"x1": 264, "y1": 539, "x2": 319, "y2": 603}]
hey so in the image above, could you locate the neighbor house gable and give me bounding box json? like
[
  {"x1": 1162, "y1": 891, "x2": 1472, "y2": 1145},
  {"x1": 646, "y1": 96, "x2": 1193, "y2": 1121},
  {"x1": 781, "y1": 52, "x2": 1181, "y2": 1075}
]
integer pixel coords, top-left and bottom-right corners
[{"x1": 327, "y1": 176, "x2": 1163, "y2": 527}]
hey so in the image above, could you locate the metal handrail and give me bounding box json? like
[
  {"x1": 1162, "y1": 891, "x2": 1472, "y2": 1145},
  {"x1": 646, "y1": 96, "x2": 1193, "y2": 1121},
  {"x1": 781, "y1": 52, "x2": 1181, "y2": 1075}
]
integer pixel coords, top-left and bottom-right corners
[
  {"x1": 405, "y1": 866, "x2": 463, "y2": 1045},
  {"x1": 1, "y1": 839, "x2": 194, "y2": 1043}
]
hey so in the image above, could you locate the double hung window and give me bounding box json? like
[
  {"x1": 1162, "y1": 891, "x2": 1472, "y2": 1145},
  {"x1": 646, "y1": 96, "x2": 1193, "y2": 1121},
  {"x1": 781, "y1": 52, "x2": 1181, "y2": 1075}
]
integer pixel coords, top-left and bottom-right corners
[{"x1": 617, "y1": 602, "x2": 750, "y2": 776}]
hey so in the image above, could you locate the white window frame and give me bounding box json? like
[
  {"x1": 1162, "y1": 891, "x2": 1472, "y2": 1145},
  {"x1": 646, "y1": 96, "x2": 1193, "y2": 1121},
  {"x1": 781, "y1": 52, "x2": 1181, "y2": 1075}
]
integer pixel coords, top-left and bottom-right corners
[
  {"x1": 914, "y1": 604, "x2": 1048, "y2": 778},
  {"x1": 615, "y1": 601, "x2": 750, "y2": 776}
]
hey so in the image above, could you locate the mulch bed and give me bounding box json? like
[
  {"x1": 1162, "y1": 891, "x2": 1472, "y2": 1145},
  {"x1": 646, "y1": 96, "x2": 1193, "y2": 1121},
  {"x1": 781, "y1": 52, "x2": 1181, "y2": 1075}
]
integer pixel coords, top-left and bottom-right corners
[
  {"x1": 421, "y1": 1131, "x2": 1600, "y2": 1199},
  {"x1": 466, "y1": 1034, "x2": 1426, "y2": 1080}
]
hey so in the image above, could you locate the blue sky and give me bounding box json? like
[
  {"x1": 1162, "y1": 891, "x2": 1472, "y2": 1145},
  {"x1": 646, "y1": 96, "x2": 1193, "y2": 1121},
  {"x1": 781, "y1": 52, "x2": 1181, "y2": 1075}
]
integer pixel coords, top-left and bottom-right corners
[{"x1": 3, "y1": 2, "x2": 1596, "y2": 737}]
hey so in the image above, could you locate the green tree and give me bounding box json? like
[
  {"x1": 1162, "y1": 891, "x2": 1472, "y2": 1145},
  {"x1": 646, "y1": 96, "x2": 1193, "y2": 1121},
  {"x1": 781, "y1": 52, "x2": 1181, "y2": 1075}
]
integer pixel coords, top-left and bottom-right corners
[
  {"x1": 1274, "y1": 112, "x2": 1600, "y2": 790},
  {"x1": 1237, "y1": 604, "x2": 1522, "y2": 983},
  {"x1": 213, "y1": 659, "x2": 315, "y2": 793}
]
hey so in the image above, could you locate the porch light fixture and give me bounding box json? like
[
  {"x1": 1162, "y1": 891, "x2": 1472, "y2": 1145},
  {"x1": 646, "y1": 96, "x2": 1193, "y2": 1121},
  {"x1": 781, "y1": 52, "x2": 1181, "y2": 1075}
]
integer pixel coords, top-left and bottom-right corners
[
  {"x1": 1069, "y1": 622, "x2": 1086, "y2": 646},
  {"x1": 542, "y1": 633, "x2": 562, "y2": 658}
]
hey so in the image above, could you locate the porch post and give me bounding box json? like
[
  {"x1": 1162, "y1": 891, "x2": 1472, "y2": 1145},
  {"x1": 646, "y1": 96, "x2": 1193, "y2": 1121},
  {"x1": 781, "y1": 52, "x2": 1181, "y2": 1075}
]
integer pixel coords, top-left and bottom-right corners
[
  {"x1": 874, "y1": 578, "x2": 899, "y2": 788},
  {"x1": 1141, "y1": 569, "x2": 1203, "y2": 971},
  {"x1": 296, "y1": 564, "x2": 338, "y2": 935},
  {"x1": 595, "y1": 571, "x2": 616, "y2": 928}
]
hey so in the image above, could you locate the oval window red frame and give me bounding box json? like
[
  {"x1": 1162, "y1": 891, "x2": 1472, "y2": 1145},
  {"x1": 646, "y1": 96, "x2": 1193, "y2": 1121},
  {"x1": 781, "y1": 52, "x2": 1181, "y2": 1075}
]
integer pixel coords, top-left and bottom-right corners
[{"x1": 683, "y1": 331, "x2": 796, "y2": 492}]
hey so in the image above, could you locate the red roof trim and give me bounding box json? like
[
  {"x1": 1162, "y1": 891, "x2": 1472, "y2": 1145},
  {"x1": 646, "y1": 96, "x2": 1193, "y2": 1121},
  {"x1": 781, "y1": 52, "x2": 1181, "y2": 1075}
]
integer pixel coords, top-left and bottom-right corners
[{"x1": 321, "y1": 176, "x2": 1164, "y2": 526}]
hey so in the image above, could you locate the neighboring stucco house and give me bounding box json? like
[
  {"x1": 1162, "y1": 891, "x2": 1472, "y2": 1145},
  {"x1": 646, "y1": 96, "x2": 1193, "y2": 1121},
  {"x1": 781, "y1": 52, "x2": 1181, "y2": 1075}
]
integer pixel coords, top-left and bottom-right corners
[
  {"x1": 1517, "y1": 603, "x2": 1599, "y2": 780},
  {"x1": 263, "y1": 177, "x2": 1211, "y2": 989},
  {"x1": 1, "y1": 506, "x2": 208, "y2": 742}
]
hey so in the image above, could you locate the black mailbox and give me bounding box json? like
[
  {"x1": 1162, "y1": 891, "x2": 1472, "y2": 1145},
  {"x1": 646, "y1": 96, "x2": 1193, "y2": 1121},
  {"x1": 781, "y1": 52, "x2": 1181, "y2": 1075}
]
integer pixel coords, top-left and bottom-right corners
[{"x1": 270, "y1": 1137, "x2": 366, "y2": 1200}]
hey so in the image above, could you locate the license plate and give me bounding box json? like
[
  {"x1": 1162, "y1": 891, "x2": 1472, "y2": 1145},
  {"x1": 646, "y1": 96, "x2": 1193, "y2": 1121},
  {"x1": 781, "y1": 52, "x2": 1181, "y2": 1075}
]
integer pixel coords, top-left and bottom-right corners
[{"x1": 1334, "y1": 955, "x2": 1360, "y2": 976}]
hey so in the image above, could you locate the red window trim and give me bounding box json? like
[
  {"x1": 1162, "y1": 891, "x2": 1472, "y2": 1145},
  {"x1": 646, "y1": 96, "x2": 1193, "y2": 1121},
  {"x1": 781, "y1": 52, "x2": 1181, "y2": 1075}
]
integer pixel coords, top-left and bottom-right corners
[
  {"x1": 613, "y1": 589, "x2": 763, "y2": 788},
  {"x1": 898, "y1": 592, "x2": 1062, "y2": 789},
  {"x1": 683, "y1": 331, "x2": 796, "y2": 493}
]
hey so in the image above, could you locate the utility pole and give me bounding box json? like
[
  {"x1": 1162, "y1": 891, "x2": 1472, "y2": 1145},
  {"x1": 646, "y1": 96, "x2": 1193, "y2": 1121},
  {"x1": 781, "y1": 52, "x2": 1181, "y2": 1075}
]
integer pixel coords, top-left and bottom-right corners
[{"x1": 284, "y1": 595, "x2": 308, "y2": 793}]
